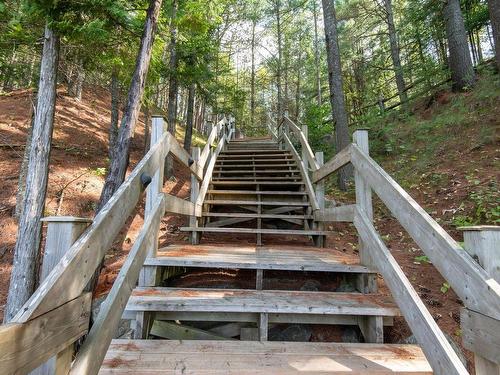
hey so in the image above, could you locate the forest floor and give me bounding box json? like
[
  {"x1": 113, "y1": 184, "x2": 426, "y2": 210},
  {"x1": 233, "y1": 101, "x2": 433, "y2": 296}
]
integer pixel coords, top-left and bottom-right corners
[{"x1": 0, "y1": 70, "x2": 498, "y2": 373}]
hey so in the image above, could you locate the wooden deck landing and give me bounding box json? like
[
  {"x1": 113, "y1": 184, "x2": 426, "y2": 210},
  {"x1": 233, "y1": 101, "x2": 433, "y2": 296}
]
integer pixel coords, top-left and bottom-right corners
[{"x1": 100, "y1": 340, "x2": 433, "y2": 374}]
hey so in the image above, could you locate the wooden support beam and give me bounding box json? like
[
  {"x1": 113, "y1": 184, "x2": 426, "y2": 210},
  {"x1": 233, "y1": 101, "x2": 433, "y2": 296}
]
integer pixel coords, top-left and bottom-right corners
[
  {"x1": 358, "y1": 316, "x2": 384, "y2": 343},
  {"x1": 311, "y1": 145, "x2": 351, "y2": 183},
  {"x1": 313, "y1": 151, "x2": 325, "y2": 247},
  {"x1": 354, "y1": 209, "x2": 468, "y2": 375},
  {"x1": 165, "y1": 193, "x2": 196, "y2": 216},
  {"x1": 150, "y1": 321, "x2": 232, "y2": 341},
  {"x1": 259, "y1": 313, "x2": 268, "y2": 341},
  {"x1": 190, "y1": 147, "x2": 200, "y2": 244},
  {"x1": 314, "y1": 204, "x2": 355, "y2": 222},
  {"x1": 0, "y1": 294, "x2": 91, "y2": 375}
]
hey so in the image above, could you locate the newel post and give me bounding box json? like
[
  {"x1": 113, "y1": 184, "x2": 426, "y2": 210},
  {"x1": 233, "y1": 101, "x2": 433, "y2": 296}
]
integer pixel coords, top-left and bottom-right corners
[
  {"x1": 31, "y1": 216, "x2": 92, "y2": 375},
  {"x1": 190, "y1": 147, "x2": 200, "y2": 244},
  {"x1": 460, "y1": 226, "x2": 500, "y2": 375},
  {"x1": 314, "y1": 151, "x2": 325, "y2": 247},
  {"x1": 353, "y1": 129, "x2": 377, "y2": 292}
]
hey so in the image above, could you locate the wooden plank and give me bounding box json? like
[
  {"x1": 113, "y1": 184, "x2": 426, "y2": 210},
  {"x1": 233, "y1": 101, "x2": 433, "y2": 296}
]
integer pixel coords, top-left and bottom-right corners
[
  {"x1": 259, "y1": 313, "x2": 268, "y2": 341},
  {"x1": 179, "y1": 227, "x2": 332, "y2": 236},
  {"x1": 70, "y1": 196, "x2": 166, "y2": 375},
  {"x1": 212, "y1": 176, "x2": 302, "y2": 181},
  {"x1": 208, "y1": 190, "x2": 306, "y2": 195},
  {"x1": 0, "y1": 294, "x2": 91, "y2": 375},
  {"x1": 145, "y1": 244, "x2": 371, "y2": 273},
  {"x1": 100, "y1": 340, "x2": 432, "y2": 374},
  {"x1": 199, "y1": 124, "x2": 218, "y2": 169},
  {"x1": 353, "y1": 209, "x2": 468, "y2": 375},
  {"x1": 284, "y1": 117, "x2": 320, "y2": 171},
  {"x1": 190, "y1": 147, "x2": 200, "y2": 244},
  {"x1": 314, "y1": 204, "x2": 355, "y2": 222},
  {"x1": 358, "y1": 316, "x2": 384, "y2": 343},
  {"x1": 211, "y1": 181, "x2": 303, "y2": 186},
  {"x1": 164, "y1": 193, "x2": 196, "y2": 216},
  {"x1": 351, "y1": 144, "x2": 500, "y2": 320},
  {"x1": 282, "y1": 133, "x2": 319, "y2": 210},
  {"x1": 461, "y1": 308, "x2": 500, "y2": 365},
  {"x1": 150, "y1": 321, "x2": 232, "y2": 341},
  {"x1": 214, "y1": 169, "x2": 300, "y2": 174},
  {"x1": 126, "y1": 287, "x2": 399, "y2": 316},
  {"x1": 203, "y1": 200, "x2": 309, "y2": 206},
  {"x1": 312, "y1": 144, "x2": 352, "y2": 183},
  {"x1": 14, "y1": 133, "x2": 171, "y2": 323}
]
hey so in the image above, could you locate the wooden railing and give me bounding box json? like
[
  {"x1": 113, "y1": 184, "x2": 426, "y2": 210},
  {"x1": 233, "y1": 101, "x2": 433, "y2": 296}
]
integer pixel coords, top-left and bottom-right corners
[
  {"x1": 268, "y1": 114, "x2": 500, "y2": 375},
  {"x1": 0, "y1": 114, "x2": 235, "y2": 374}
]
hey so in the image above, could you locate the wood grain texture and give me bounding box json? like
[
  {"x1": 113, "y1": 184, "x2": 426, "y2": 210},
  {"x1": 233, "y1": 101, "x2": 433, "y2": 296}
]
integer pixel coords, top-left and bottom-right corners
[
  {"x1": 461, "y1": 308, "x2": 500, "y2": 365},
  {"x1": 311, "y1": 144, "x2": 351, "y2": 183},
  {"x1": 350, "y1": 144, "x2": 500, "y2": 321},
  {"x1": 126, "y1": 287, "x2": 399, "y2": 316},
  {"x1": 314, "y1": 204, "x2": 355, "y2": 222},
  {"x1": 354, "y1": 209, "x2": 468, "y2": 375},
  {"x1": 70, "y1": 196, "x2": 165, "y2": 375},
  {"x1": 0, "y1": 294, "x2": 90, "y2": 375},
  {"x1": 100, "y1": 340, "x2": 432, "y2": 374}
]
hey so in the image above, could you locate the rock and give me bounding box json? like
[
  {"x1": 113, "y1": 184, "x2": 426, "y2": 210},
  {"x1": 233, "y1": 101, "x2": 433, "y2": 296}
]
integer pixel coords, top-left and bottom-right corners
[
  {"x1": 117, "y1": 328, "x2": 134, "y2": 339},
  {"x1": 269, "y1": 324, "x2": 312, "y2": 342},
  {"x1": 335, "y1": 280, "x2": 356, "y2": 292},
  {"x1": 300, "y1": 280, "x2": 321, "y2": 291},
  {"x1": 342, "y1": 326, "x2": 362, "y2": 343},
  {"x1": 399, "y1": 334, "x2": 418, "y2": 345}
]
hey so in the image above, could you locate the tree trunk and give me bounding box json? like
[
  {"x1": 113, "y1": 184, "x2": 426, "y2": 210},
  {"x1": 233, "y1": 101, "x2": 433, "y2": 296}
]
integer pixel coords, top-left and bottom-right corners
[
  {"x1": 14, "y1": 106, "x2": 35, "y2": 220},
  {"x1": 275, "y1": 0, "x2": 283, "y2": 123},
  {"x1": 313, "y1": 0, "x2": 322, "y2": 106},
  {"x1": 97, "y1": 0, "x2": 163, "y2": 211},
  {"x1": 384, "y1": 0, "x2": 407, "y2": 106},
  {"x1": 143, "y1": 104, "x2": 150, "y2": 155},
  {"x1": 184, "y1": 83, "x2": 195, "y2": 151},
  {"x1": 321, "y1": 0, "x2": 352, "y2": 190},
  {"x1": 165, "y1": 0, "x2": 178, "y2": 179},
  {"x1": 4, "y1": 24, "x2": 60, "y2": 323},
  {"x1": 67, "y1": 58, "x2": 84, "y2": 101},
  {"x1": 109, "y1": 67, "x2": 120, "y2": 161},
  {"x1": 250, "y1": 19, "x2": 256, "y2": 128},
  {"x1": 488, "y1": 0, "x2": 500, "y2": 71},
  {"x1": 294, "y1": 52, "x2": 302, "y2": 122},
  {"x1": 443, "y1": 0, "x2": 475, "y2": 90}
]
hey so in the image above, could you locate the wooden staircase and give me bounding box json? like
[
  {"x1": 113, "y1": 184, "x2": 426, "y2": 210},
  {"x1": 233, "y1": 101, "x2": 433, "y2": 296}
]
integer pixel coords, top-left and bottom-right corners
[
  {"x1": 5, "y1": 115, "x2": 497, "y2": 375},
  {"x1": 102, "y1": 137, "x2": 431, "y2": 374},
  {"x1": 181, "y1": 138, "x2": 329, "y2": 245}
]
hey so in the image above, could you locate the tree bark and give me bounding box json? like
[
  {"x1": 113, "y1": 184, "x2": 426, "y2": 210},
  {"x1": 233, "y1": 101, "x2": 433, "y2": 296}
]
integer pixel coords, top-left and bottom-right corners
[
  {"x1": 488, "y1": 0, "x2": 500, "y2": 71},
  {"x1": 275, "y1": 0, "x2": 283, "y2": 123},
  {"x1": 250, "y1": 19, "x2": 256, "y2": 128},
  {"x1": 443, "y1": 0, "x2": 475, "y2": 90},
  {"x1": 184, "y1": 83, "x2": 195, "y2": 151},
  {"x1": 321, "y1": 0, "x2": 352, "y2": 190},
  {"x1": 384, "y1": 0, "x2": 407, "y2": 106},
  {"x1": 97, "y1": 0, "x2": 163, "y2": 211},
  {"x1": 294, "y1": 52, "x2": 302, "y2": 121},
  {"x1": 143, "y1": 104, "x2": 150, "y2": 155},
  {"x1": 313, "y1": 0, "x2": 322, "y2": 106},
  {"x1": 165, "y1": 0, "x2": 178, "y2": 178},
  {"x1": 109, "y1": 67, "x2": 120, "y2": 161},
  {"x1": 14, "y1": 106, "x2": 35, "y2": 220},
  {"x1": 4, "y1": 24, "x2": 60, "y2": 323}
]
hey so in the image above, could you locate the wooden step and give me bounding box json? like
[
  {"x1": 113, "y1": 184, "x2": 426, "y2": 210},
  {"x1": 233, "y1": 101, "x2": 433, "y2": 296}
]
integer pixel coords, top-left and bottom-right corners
[
  {"x1": 213, "y1": 170, "x2": 301, "y2": 175},
  {"x1": 223, "y1": 150, "x2": 287, "y2": 154},
  {"x1": 203, "y1": 200, "x2": 309, "y2": 206},
  {"x1": 202, "y1": 212, "x2": 311, "y2": 220},
  {"x1": 212, "y1": 177, "x2": 302, "y2": 181},
  {"x1": 216, "y1": 158, "x2": 294, "y2": 162},
  {"x1": 218, "y1": 154, "x2": 292, "y2": 158},
  {"x1": 208, "y1": 190, "x2": 307, "y2": 196},
  {"x1": 126, "y1": 288, "x2": 399, "y2": 316},
  {"x1": 211, "y1": 181, "x2": 304, "y2": 186},
  {"x1": 179, "y1": 227, "x2": 332, "y2": 236},
  {"x1": 214, "y1": 163, "x2": 297, "y2": 168},
  {"x1": 101, "y1": 340, "x2": 432, "y2": 374},
  {"x1": 144, "y1": 244, "x2": 372, "y2": 273}
]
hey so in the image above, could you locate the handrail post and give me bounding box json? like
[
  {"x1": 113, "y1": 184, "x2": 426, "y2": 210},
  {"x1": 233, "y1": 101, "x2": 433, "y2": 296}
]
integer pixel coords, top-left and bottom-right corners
[
  {"x1": 353, "y1": 129, "x2": 377, "y2": 295},
  {"x1": 314, "y1": 151, "x2": 325, "y2": 247},
  {"x1": 31, "y1": 216, "x2": 91, "y2": 375},
  {"x1": 190, "y1": 147, "x2": 200, "y2": 245},
  {"x1": 136, "y1": 116, "x2": 165, "y2": 339},
  {"x1": 460, "y1": 226, "x2": 500, "y2": 375}
]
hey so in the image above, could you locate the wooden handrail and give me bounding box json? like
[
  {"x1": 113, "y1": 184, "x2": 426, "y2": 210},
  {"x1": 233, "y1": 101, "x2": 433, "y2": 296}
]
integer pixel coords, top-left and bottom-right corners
[
  {"x1": 199, "y1": 117, "x2": 226, "y2": 170},
  {"x1": 350, "y1": 144, "x2": 500, "y2": 321},
  {"x1": 283, "y1": 116, "x2": 320, "y2": 170},
  {"x1": 311, "y1": 145, "x2": 352, "y2": 183},
  {"x1": 71, "y1": 195, "x2": 166, "y2": 375},
  {"x1": 354, "y1": 209, "x2": 468, "y2": 375}
]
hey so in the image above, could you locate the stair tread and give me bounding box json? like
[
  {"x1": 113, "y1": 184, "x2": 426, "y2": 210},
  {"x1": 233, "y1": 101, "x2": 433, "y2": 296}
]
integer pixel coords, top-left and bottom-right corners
[
  {"x1": 208, "y1": 190, "x2": 306, "y2": 195},
  {"x1": 211, "y1": 181, "x2": 304, "y2": 185},
  {"x1": 144, "y1": 244, "x2": 372, "y2": 273},
  {"x1": 126, "y1": 287, "x2": 400, "y2": 316},
  {"x1": 203, "y1": 200, "x2": 309, "y2": 206},
  {"x1": 215, "y1": 164, "x2": 297, "y2": 167},
  {"x1": 101, "y1": 340, "x2": 432, "y2": 374},
  {"x1": 180, "y1": 227, "x2": 330, "y2": 235},
  {"x1": 212, "y1": 177, "x2": 302, "y2": 180}
]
